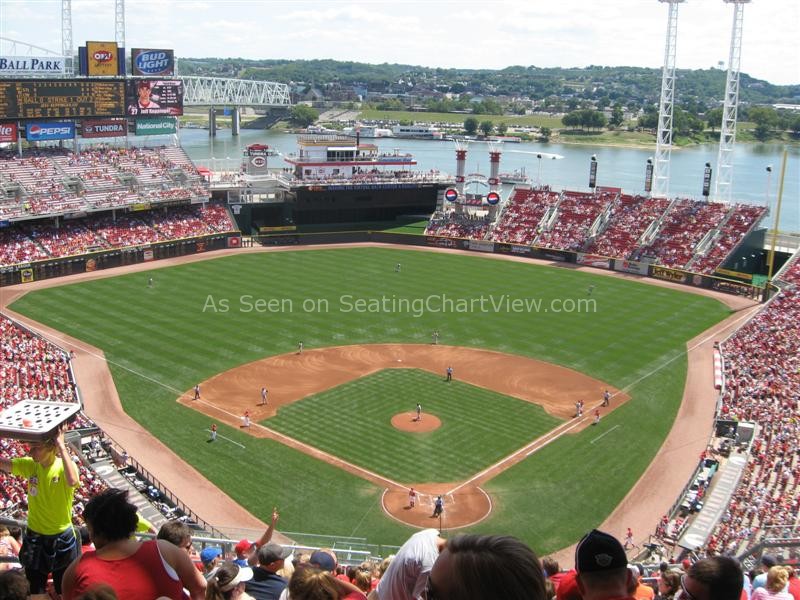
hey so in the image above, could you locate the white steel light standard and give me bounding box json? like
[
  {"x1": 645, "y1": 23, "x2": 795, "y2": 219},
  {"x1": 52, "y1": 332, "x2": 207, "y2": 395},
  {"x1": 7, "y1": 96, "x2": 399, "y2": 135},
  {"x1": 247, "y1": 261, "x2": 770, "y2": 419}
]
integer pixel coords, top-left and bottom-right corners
[
  {"x1": 713, "y1": 0, "x2": 752, "y2": 204},
  {"x1": 652, "y1": 0, "x2": 686, "y2": 199},
  {"x1": 115, "y1": 0, "x2": 126, "y2": 50},
  {"x1": 62, "y1": 0, "x2": 73, "y2": 76}
]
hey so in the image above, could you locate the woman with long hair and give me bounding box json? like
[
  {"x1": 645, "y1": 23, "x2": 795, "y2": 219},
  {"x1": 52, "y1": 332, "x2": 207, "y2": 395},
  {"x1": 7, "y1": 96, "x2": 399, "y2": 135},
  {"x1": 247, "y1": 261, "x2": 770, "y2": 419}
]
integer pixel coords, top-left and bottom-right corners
[
  {"x1": 61, "y1": 488, "x2": 206, "y2": 600},
  {"x1": 287, "y1": 564, "x2": 366, "y2": 600}
]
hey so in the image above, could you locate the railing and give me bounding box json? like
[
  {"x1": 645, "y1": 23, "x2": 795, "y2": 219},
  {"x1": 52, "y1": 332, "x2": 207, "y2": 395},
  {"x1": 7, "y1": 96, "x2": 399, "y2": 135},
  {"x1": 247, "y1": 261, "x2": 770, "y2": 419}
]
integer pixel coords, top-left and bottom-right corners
[{"x1": 97, "y1": 431, "x2": 225, "y2": 539}]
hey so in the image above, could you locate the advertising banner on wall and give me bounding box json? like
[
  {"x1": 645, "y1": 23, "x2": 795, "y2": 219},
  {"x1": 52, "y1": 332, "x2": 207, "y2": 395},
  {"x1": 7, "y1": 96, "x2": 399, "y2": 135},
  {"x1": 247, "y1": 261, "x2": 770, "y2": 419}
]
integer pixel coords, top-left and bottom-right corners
[
  {"x1": 0, "y1": 123, "x2": 17, "y2": 143},
  {"x1": 613, "y1": 259, "x2": 650, "y2": 275},
  {"x1": 651, "y1": 265, "x2": 688, "y2": 284},
  {"x1": 468, "y1": 240, "x2": 495, "y2": 253},
  {"x1": 81, "y1": 119, "x2": 126, "y2": 138},
  {"x1": 0, "y1": 56, "x2": 65, "y2": 75},
  {"x1": 85, "y1": 41, "x2": 120, "y2": 76},
  {"x1": 576, "y1": 253, "x2": 611, "y2": 269},
  {"x1": 25, "y1": 121, "x2": 75, "y2": 141},
  {"x1": 126, "y1": 79, "x2": 184, "y2": 116},
  {"x1": 134, "y1": 116, "x2": 177, "y2": 136},
  {"x1": 131, "y1": 49, "x2": 175, "y2": 76}
]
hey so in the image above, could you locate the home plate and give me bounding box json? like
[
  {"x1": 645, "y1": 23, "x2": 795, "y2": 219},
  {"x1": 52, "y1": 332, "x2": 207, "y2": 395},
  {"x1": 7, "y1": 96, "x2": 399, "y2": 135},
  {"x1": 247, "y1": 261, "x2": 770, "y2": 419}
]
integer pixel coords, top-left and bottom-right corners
[{"x1": 397, "y1": 359, "x2": 402, "y2": 362}]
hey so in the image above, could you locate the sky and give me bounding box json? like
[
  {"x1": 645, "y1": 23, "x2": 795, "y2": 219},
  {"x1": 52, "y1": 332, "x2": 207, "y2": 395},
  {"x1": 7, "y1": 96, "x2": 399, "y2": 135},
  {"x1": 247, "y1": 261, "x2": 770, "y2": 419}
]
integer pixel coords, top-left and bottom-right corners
[{"x1": 0, "y1": 0, "x2": 798, "y2": 85}]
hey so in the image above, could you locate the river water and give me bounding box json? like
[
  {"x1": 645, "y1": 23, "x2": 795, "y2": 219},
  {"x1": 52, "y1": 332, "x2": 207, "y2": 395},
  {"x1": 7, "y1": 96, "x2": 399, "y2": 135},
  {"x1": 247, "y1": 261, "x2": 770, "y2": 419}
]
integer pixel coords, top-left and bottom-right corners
[{"x1": 176, "y1": 128, "x2": 800, "y2": 233}]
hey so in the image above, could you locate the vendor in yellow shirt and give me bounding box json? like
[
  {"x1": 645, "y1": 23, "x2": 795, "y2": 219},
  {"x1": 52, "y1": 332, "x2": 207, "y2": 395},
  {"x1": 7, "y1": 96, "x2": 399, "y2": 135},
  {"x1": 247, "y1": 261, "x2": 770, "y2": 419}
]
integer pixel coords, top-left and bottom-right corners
[{"x1": 0, "y1": 427, "x2": 80, "y2": 595}]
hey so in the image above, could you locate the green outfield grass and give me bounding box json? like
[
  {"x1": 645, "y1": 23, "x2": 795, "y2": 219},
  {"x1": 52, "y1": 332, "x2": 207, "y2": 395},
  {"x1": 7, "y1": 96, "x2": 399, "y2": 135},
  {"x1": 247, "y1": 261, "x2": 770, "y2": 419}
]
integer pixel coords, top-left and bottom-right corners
[
  {"x1": 268, "y1": 368, "x2": 562, "y2": 482},
  {"x1": 9, "y1": 247, "x2": 730, "y2": 552}
]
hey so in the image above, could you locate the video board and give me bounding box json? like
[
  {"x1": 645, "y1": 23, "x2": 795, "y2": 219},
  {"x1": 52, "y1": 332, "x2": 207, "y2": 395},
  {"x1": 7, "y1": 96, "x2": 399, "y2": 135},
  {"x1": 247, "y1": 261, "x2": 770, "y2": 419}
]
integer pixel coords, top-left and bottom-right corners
[
  {"x1": 0, "y1": 79, "x2": 126, "y2": 120},
  {"x1": 125, "y1": 79, "x2": 183, "y2": 117}
]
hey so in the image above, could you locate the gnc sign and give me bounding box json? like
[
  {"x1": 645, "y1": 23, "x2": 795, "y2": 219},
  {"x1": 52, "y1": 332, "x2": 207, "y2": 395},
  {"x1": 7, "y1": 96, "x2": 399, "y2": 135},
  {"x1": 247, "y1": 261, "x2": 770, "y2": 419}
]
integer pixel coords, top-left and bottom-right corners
[{"x1": 0, "y1": 123, "x2": 18, "y2": 143}]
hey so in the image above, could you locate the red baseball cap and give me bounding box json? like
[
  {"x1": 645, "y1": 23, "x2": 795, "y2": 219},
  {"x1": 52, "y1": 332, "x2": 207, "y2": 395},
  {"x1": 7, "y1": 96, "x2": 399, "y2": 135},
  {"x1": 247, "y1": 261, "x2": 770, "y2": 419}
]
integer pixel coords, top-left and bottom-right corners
[{"x1": 235, "y1": 539, "x2": 255, "y2": 555}]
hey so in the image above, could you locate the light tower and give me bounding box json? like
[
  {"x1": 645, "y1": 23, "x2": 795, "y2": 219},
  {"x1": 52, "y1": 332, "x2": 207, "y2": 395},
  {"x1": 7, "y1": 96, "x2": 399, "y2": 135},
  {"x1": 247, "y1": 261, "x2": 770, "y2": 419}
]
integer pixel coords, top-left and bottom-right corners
[
  {"x1": 652, "y1": 0, "x2": 686, "y2": 198},
  {"x1": 454, "y1": 140, "x2": 468, "y2": 198},
  {"x1": 61, "y1": 0, "x2": 73, "y2": 76},
  {"x1": 713, "y1": 0, "x2": 751, "y2": 203},
  {"x1": 115, "y1": 0, "x2": 126, "y2": 49}
]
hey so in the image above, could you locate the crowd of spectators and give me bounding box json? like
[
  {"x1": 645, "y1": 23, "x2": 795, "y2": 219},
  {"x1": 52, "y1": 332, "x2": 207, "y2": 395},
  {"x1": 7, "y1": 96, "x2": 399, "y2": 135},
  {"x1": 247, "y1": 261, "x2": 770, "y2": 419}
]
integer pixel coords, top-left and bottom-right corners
[
  {"x1": 0, "y1": 228, "x2": 50, "y2": 266},
  {"x1": 424, "y1": 211, "x2": 491, "y2": 239},
  {"x1": 0, "y1": 313, "x2": 108, "y2": 531},
  {"x1": 535, "y1": 190, "x2": 615, "y2": 252},
  {"x1": 0, "y1": 314, "x2": 77, "y2": 409},
  {"x1": 487, "y1": 188, "x2": 561, "y2": 245},
  {"x1": 637, "y1": 199, "x2": 730, "y2": 269},
  {"x1": 690, "y1": 204, "x2": 767, "y2": 275},
  {"x1": 0, "y1": 145, "x2": 209, "y2": 219},
  {"x1": 586, "y1": 195, "x2": 671, "y2": 259},
  {"x1": 702, "y1": 255, "x2": 800, "y2": 556},
  {"x1": 0, "y1": 203, "x2": 237, "y2": 267}
]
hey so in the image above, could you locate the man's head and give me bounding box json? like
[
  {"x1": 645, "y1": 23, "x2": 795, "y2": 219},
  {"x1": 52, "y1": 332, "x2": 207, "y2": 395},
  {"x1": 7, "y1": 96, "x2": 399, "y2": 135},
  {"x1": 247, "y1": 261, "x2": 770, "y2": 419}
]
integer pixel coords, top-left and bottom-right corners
[
  {"x1": 257, "y1": 542, "x2": 292, "y2": 572},
  {"x1": 682, "y1": 556, "x2": 743, "y2": 600},
  {"x1": 424, "y1": 534, "x2": 547, "y2": 600},
  {"x1": 235, "y1": 538, "x2": 256, "y2": 560},
  {"x1": 309, "y1": 548, "x2": 337, "y2": 572},
  {"x1": 543, "y1": 556, "x2": 561, "y2": 577},
  {"x1": 574, "y1": 529, "x2": 630, "y2": 600},
  {"x1": 0, "y1": 569, "x2": 29, "y2": 600},
  {"x1": 157, "y1": 520, "x2": 193, "y2": 553},
  {"x1": 200, "y1": 546, "x2": 224, "y2": 572},
  {"x1": 760, "y1": 555, "x2": 777, "y2": 573},
  {"x1": 27, "y1": 438, "x2": 57, "y2": 466}
]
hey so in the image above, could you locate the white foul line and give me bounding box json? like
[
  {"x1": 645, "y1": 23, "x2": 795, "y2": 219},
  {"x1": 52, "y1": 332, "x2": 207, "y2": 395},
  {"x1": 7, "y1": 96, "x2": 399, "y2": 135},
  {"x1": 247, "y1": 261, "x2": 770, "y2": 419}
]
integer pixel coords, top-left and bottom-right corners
[
  {"x1": 590, "y1": 424, "x2": 620, "y2": 445},
  {"x1": 205, "y1": 428, "x2": 246, "y2": 449}
]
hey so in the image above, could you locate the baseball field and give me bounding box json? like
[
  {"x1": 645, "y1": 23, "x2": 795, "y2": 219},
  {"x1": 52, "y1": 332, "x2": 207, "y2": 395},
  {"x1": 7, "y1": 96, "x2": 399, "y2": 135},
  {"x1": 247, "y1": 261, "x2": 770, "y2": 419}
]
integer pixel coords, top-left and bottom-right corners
[{"x1": 8, "y1": 246, "x2": 732, "y2": 554}]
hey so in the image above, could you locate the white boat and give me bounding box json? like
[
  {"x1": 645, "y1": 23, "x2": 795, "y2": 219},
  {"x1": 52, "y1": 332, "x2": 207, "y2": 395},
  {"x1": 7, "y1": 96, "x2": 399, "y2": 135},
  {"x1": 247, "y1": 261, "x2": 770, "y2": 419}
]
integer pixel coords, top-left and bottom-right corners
[
  {"x1": 498, "y1": 167, "x2": 531, "y2": 185},
  {"x1": 283, "y1": 135, "x2": 417, "y2": 180},
  {"x1": 342, "y1": 125, "x2": 394, "y2": 138},
  {"x1": 391, "y1": 123, "x2": 444, "y2": 140}
]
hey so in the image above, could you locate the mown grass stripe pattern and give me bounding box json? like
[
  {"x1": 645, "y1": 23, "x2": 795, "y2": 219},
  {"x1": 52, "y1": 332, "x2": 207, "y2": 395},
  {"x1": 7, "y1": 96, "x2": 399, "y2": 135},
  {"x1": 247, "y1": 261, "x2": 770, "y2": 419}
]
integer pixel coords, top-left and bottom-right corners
[
  {"x1": 268, "y1": 369, "x2": 561, "y2": 482},
  {"x1": 10, "y1": 247, "x2": 730, "y2": 552}
]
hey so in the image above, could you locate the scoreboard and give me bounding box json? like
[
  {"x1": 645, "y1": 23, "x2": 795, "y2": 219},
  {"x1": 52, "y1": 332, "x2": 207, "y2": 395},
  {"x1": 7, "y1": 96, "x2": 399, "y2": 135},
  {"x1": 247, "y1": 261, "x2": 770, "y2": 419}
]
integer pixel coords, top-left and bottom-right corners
[{"x1": 0, "y1": 79, "x2": 126, "y2": 120}]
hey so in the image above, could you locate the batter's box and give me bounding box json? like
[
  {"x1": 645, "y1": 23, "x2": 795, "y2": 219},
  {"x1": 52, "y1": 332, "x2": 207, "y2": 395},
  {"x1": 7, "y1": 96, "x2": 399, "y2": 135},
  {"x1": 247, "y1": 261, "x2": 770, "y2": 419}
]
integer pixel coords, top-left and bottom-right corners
[{"x1": 0, "y1": 400, "x2": 81, "y2": 442}]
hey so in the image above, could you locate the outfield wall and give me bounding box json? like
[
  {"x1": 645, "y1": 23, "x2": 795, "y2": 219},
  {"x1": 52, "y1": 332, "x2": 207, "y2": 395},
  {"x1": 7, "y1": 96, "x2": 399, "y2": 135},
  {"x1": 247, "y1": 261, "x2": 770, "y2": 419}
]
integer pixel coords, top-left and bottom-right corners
[
  {"x1": 0, "y1": 233, "x2": 240, "y2": 286},
  {"x1": 0, "y1": 230, "x2": 764, "y2": 301},
  {"x1": 250, "y1": 231, "x2": 764, "y2": 301}
]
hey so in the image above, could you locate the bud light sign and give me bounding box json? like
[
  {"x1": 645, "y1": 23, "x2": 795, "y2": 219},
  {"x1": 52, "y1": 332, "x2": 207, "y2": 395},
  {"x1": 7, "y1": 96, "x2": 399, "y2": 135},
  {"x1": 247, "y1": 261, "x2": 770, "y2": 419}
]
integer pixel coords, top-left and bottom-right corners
[
  {"x1": 444, "y1": 188, "x2": 459, "y2": 202},
  {"x1": 0, "y1": 123, "x2": 17, "y2": 143},
  {"x1": 486, "y1": 191, "x2": 500, "y2": 205},
  {"x1": 26, "y1": 122, "x2": 75, "y2": 141},
  {"x1": 131, "y1": 48, "x2": 175, "y2": 76}
]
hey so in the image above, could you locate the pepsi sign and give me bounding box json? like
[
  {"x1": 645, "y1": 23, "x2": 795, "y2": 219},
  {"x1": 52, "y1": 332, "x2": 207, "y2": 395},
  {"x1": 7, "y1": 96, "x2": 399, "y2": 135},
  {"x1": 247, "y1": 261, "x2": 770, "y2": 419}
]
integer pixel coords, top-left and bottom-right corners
[
  {"x1": 26, "y1": 121, "x2": 75, "y2": 141},
  {"x1": 444, "y1": 188, "x2": 459, "y2": 202},
  {"x1": 486, "y1": 191, "x2": 500, "y2": 205},
  {"x1": 131, "y1": 48, "x2": 175, "y2": 76}
]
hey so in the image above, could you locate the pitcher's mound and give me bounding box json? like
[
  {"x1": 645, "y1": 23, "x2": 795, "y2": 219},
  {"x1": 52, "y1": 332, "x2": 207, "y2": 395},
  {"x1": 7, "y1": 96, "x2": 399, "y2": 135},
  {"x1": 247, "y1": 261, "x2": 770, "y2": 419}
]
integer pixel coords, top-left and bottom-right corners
[{"x1": 391, "y1": 412, "x2": 441, "y2": 432}]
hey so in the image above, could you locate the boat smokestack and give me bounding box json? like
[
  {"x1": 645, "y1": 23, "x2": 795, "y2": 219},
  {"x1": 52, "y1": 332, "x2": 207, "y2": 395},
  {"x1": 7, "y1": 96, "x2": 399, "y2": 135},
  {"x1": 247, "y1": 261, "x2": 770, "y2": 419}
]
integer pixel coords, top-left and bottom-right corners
[
  {"x1": 489, "y1": 149, "x2": 501, "y2": 194},
  {"x1": 455, "y1": 149, "x2": 467, "y2": 196}
]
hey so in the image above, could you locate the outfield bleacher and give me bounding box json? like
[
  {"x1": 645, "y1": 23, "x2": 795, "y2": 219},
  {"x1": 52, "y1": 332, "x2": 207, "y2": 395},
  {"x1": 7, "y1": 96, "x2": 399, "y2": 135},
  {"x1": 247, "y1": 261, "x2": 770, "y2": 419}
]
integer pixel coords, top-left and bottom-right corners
[
  {"x1": 586, "y1": 194, "x2": 670, "y2": 258},
  {"x1": 0, "y1": 145, "x2": 209, "y2": 219},
  {"x1": 535, "y1": 190, "x2": 614, "y2": 251},
  {"x1": 0, "y1": 203, "x2": 237, "y2": 267},
  {"x1": 487, "y1": 188, "x2": 561, "y2": 245}
]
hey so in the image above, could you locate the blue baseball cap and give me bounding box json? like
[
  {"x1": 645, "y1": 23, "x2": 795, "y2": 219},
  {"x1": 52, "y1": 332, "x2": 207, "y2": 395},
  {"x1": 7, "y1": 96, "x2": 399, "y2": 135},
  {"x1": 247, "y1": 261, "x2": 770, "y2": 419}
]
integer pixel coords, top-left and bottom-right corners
[{"x1": 201, "y1": 546, "x2": 223, "y2": 565}]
